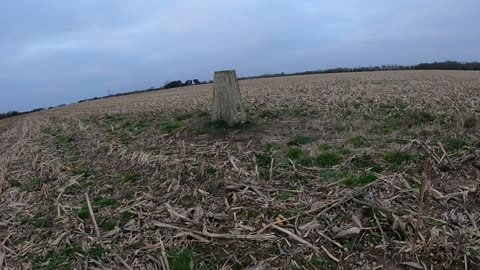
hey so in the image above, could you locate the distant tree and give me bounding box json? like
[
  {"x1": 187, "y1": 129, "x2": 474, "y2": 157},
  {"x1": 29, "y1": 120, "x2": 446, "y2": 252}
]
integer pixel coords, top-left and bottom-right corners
[
  {"x1": 29, "y1": 108, "x2": 45, "y2": 113},
  {"x1": 193, "y1": 79, "x2": 201, "y2": 85},
  {"x1": 164, "y1": 80, "x2": 183, "y2": 89},
  {"x1": 0, "y1": 111, "x2": 21, "y2": 120},
  {"x1": 416, "y1": 61, "x2": 480, "y2": 70}
]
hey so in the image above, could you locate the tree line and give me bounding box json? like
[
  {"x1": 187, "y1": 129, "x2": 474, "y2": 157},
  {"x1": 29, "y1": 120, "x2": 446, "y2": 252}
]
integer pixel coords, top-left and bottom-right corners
[
  {"x1": 238, "y1": 61, "x2": 480, "y2": 80},
  {"x1": 1, "y1": 61, "x2": 479, "y2": 120}
]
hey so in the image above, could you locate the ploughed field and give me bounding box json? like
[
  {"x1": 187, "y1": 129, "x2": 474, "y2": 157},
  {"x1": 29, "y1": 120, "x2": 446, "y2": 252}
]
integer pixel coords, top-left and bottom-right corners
[{"x1": 1, "y1": 71, "x2": 479, "y2": 269}]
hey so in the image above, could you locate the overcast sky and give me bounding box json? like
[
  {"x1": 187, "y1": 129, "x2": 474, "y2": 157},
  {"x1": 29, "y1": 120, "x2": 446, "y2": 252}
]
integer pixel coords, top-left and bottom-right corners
[{"x1": 1, "y1": 0, "x2": 479, "y2": 112}]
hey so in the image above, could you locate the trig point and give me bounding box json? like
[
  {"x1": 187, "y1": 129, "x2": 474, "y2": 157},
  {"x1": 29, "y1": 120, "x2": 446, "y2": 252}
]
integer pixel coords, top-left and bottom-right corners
[{"x1": 212, "y1": 70, "x2": 247, "y2": 126}]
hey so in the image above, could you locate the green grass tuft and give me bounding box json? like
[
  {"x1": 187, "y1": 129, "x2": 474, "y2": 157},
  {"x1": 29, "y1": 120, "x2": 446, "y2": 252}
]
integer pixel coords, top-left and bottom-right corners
[
  {"x1": 32, "y1": 246, "x2": 83, "y2": 269},
  {"x1": 168, "y1": 248, "x2": 193, "y2": 270},
  {"x1": 207, "y1": 119, "x2": 229, "y2": 129},
  {"x1": 285, "y1": 147, "x2": 305, "y2": 160},
  {"x1": 317, "y1": 144, "x2": 332, "y2": 151},
  {"x1": 319, "y1": 170, "x2": 352, "y2": 182},
  {"x1": 22, "y1": 179, "x2": 42, "y2": 192},
  {"x1": 77, "y1": 205, "x2": 90, "y2": 219},
  {"x1": 276, "y1": 191, "x2": 294, "y2": 200},
  {"x1": 159, "y1": 121, "x2": 182, "y2": 134},
  {"x1": 72, "y1": 165, "x2": 96, "y2": 177},
  {"x1": 406, "y1": 110, "x2": 435, "y2": 126},
  {"x1": 88, "y1": 245, "x2": 106, "y2": 259},
  {"x1": 384, "y1": 151, "x2": 413, "y2": 171},
  {"x1": 273, "y1": 207, "x2": 305, "y2": 219},
  {"x1": 101, "y1": 221, "x2": 116, "y2": 231},
  {"x1": 288, "y1": 135, "x2": 314, "y2": 146},
  {"x1": 444, "y1": 137, "x2": 467, "y2": 152},
  {"x1": 464, "y1": 116, "x2": 477, "y2": 129},
  {"x1": 119, "y1": 211, "x2": 137, "y2": 223},
  {"x1": 206, "y1": 181, "x2": 224, "y2": 195},
  {"x1": 316, "y1": 151, "x2": 341, "y2": 167},
  {"x1": 102, "y1": 114, "x2": 123, "y2": 124},
  {"x1": 346, "y1": 135, "x2": 368, "y2": 147},
  {"x1": 174, "y1": 113, "x2": 193, "y2": 121},
  {"x1": 92, "y1": 197, "x2": 117, "y2": 207},
  {"x1": 343, "y1": 173, "x2": 377, "y2": 187},
  {"x1": 384, "y1": 151, "x2": 412, "y2": 165},
  {"x1": 206, "y1": 166, "x2": 216, "y2": 175},
  {"x1": 123, "y1": 120, "x2": 152, "y2": 135},
  {"x1": 77, "y1": 197, "x2": 117, "y2": 219},
  {"x1": 120, "y1": 172, "x2": 140, "y2": 183},
  {"x1": 199, "y1": 119, "x2": 253, "y2": 136},
  {"x1": 310, "y1": 257, "x2": 333, "y2": 269},
  {"x1": 255, "y1": 153, "x2": 272, "y2": 168},
  {"x1": 351, "y1": 155, "x2": 383, "y2": 173},
  {"x1": 23, "y1": 214, "x2": 53, "y2": 228},
  {"x1": 283, "y1": 147, "x2": 314, "y2": 166},
  {"x1": 264, "y1": 142, "x2": 283, "y2": 152}
]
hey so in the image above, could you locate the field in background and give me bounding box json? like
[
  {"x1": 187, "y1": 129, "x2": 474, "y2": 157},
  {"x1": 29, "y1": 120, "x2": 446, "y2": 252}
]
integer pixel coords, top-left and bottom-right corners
[{"x1": 1, "y1": 71, "x2": 479, "y2": 269}]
